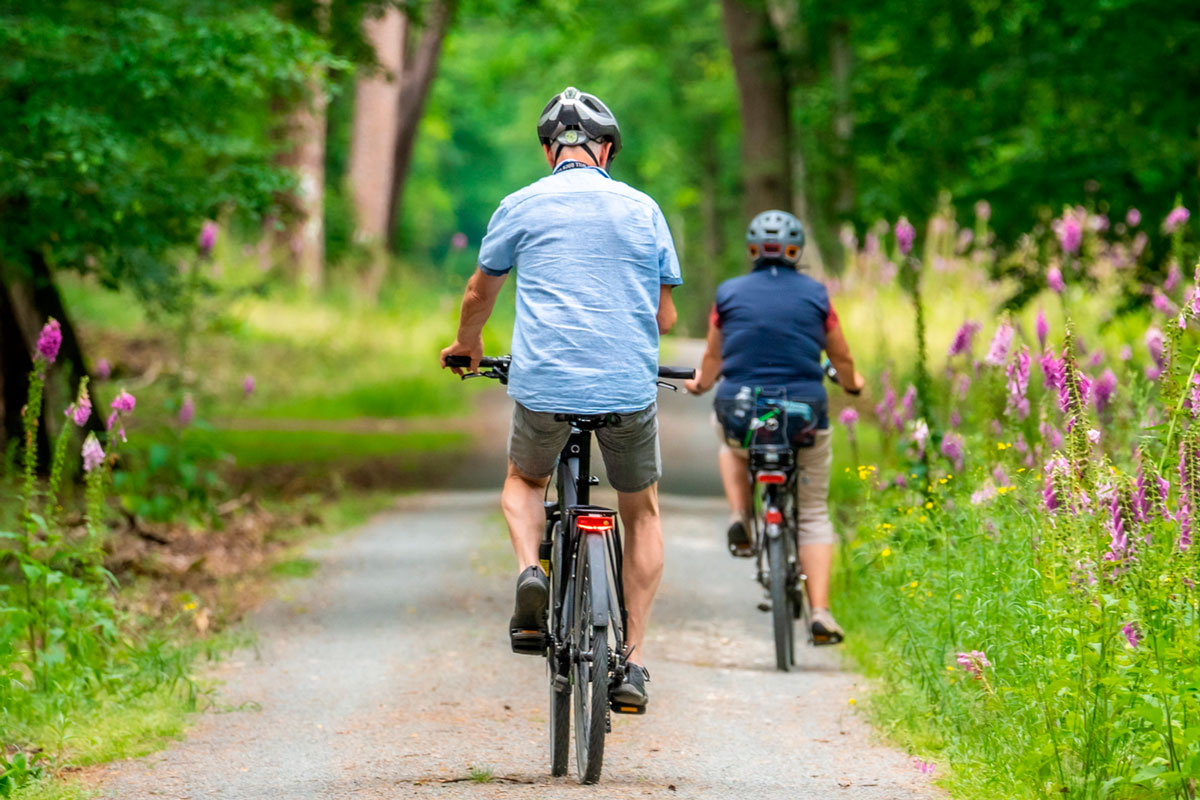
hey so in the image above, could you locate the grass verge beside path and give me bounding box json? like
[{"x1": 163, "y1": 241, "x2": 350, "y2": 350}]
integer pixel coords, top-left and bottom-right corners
[{"x1": 7, "y1": 492, "x2": 396, "y2": 800}]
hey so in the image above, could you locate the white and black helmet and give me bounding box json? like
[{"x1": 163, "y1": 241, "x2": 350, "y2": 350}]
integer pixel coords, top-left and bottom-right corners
[
  {"x1": 746, "y1": 209, "x2": 805, "y2": 266},
  {"x1": 537, "y1": 86, "x2": 622, "y2": 163}
]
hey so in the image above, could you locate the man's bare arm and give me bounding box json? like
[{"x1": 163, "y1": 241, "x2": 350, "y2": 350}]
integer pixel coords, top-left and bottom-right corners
[
  {"x1": 825, "y1": 321, "x2": 865, "y2": 393},
  {"x1": 440, "y1": 267, "x2": 508, "y2": 374},
  {"x1": 657, "y1": 284, "x2": 678, "y2": 335},
  {"x1": 684, "y1": 317, "x2": 723, "y2": 395}
]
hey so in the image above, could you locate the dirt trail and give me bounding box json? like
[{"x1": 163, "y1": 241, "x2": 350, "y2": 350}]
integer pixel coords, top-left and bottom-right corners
[{"x1": 95, "y1": 343, "x2": 942, "y2": 799}]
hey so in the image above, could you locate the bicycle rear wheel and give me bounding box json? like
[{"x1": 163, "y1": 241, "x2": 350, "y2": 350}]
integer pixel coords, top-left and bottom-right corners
[
  {"x1": 571, "y1": 534, "x2": 610, "y2": 784},
  {"x1": 767, "y1": 534, "x2": 795, "y2": 671},
  {"x1": 547, "y1": 521, "x2": 570, "y2": 777}
]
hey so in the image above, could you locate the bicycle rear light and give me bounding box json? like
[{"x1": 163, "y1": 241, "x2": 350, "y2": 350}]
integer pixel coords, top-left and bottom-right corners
[
  {"x1": 764, "y1": 509, "x2": 783, "y2": 525},
  {"x1": 576, "y1": 515, "x2": 615, "y2": 533},
  {"x1": 756, "y1": 471, "x2": 787, "y2": 484}
]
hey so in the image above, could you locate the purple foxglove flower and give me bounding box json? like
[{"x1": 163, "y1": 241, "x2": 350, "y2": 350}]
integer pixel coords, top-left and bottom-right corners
[
  {"x1": 82, "y1": 433, "x2": 105, "y2": 473},
  {"x1": 971, "y1": 481, "x2": 998, "y2": 505},
  {"x1": 1006, "y1": 347, "x2": 1032, "y2": 419},
  {"x1": 178, "y1": 394, "x2": 195, "y2": 426},
  {"x1": 1152, "y1": 291, "x2": 1173, "y2": 315},
  {"x1": 900, "y1": 385, "x2": 917, "y2": 421},
  {"x1": 1047, "y1": 267, "x2": 1066, "y2": 293},
  {"x1": 451, "y1": 232, "x2": 469, "y2": 250},
  {"x1": 95, "y1": 357, "x2": 111, "y2": 380},
  {"x1": 36, "y1": 318, "x2": 62, "y2": 364},
  {"x1": 894, "y1": 473, "x2": 907, "y2": 488},
  {"x1": 950, "y1": 409, "x2": 962, "y2": 428},
  {"x1": 864, "y1": 233, "x2": 880, "y2": 256},
  {"x1": 1092, "y1": 369, "x2": 1117, "y2": 414},
  {"x1": 65, "y1": 384, "x2": 92, "y2": 427},
  {"x1": 1055, "y1": 214, "x2": 1083, "y2": 254},
  {"x1": 198, "y1": 220, "x2": 218, "y2": 255},
  {"x1": 1126, "y1": 208, "x2": 1141, "y2": 227},
  {"x1": 990, "y1": 418, "x2": 1003, "y2": 436},
  {"x1": 1040, "y1": 422, "x2": 1064, "y2": 450},
  {"x1": 839, "y1": 407, "x2": 858, "y2": 429},
  {"x1": 956, "y1": 650, "x2": 991, "y2": 677},
  {"x1": 1164, "y1": 206, "x2": 1190, "y2": 233},
  {"x1": 984, "y1": 322, "x2": 1014, "y2": 366},
  {"x1": 1088, "y1": 429, "x2": 1101, "y2": 444},
  {"x1": 954, "y1": 373, "x2": 971, "y2": 401},
  {"x1": 993, "y1": 465, "x2": 1010, "y2": 486},
  {"x1": 1119, "y1": 345, "x2": 1132, "y2": 361},
  {"x1": 1036, "y1": 309, "x2": 1049, "y2": 349},
  {"x1": 1165, "y1": 262, "x2": 1182, "y2": 291},
  {"x1": 243, "y1": 374, "x2": 256, "y2": 397},
  {"x1": 940, "y1": 431, "x2": 965, "y2": 471},
  {"x1": 1145, "y1": 326, "x2": 1164, "y2": 366},
  {"x1": 1040, "y1": 350, "x2": 1063, "y2": 392},
  {"x1": 948, "y1": 320, "x2": 982, "y2": 357},
  {"x1": 1121, "y1": 622, "x2": 1142, "y2": 649},
  {"x1": 895, "y1": 217, "x2": 916, "y2": 256},
  {"x1": 975, "y1": 199, "x2": 991, "y2": 222},
  {"x1": 912, "y1": 419, "x2": 930, "y2": 453},
  {"x1": 111, "y1": 390, "x2": 136, "y2": 413}
]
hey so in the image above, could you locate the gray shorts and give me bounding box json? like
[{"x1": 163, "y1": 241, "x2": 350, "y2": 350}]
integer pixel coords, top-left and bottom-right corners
[{"x1": 508, "y1": 402, "x2": 661, "y2": 493}]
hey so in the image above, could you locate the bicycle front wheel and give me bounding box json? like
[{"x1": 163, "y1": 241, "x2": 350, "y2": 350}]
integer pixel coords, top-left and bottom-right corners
[
  {"x1": 548, "y1": 523, "x2": 569, "y2": 777},
  {"x1": 571, "y1": 534, "x2": 610, "y2": 784},
  {"x1": 767, "y1": 533, "x2": 795, "y2": 671}
]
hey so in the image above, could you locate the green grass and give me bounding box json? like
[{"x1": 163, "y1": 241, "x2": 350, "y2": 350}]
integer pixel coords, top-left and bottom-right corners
[{"x1": 210, "y1": 429, "x2": 467, "y2": 468}]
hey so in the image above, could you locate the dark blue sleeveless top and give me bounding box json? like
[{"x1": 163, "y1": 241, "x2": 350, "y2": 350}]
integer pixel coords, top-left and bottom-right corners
[{"x1": 712, "y1": 263, "x2": 836, "y2": 427}]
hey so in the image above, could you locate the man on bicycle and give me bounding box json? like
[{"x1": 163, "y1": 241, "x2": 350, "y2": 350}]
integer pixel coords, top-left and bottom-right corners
[
  {"x1": 684, "y1": 210, "x2": 862, "y2": 644},
  {"x1": 440, "y1": 87, "x2": 681, "y2": 709}
]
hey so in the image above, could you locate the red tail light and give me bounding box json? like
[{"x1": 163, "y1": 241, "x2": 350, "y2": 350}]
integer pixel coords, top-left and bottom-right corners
[
  {"x1": 577, "y1": 515, "x2": 614, "y2": 533},
  {"x1": 756, "y1": 472, "x2": 787, "y2": 484},
  {"x1": 765, "y1": 509, "x2": 783, "y2": 525}
]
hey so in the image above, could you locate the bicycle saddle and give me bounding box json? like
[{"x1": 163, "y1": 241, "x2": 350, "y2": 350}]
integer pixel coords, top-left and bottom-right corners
[{"x1": 553, "y1": 412, "x2": 622, "y2": 431}]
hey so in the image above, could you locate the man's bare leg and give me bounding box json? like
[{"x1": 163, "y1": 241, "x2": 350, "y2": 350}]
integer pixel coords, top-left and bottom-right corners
[
  {"x1": 617, "y1": 483, "x2": 664, "y2": 667},
  {"x1": 800, "y1": 542, "x2": 833, "y2": 609},
  {"x1": 718, "y1": 444, "x2": 752, "y2": 520},
  {"x1": 500, "y1": 461, "x2": 550, "y2": 570}
]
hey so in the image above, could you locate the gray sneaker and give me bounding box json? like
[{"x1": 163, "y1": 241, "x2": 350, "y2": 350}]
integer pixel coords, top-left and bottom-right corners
[
  {"x1": 612, "y1": 663, "x2": 649, "y2": 710},
  {"x1": 810, "y1": 608, "x2": 844, "y2": 646}
]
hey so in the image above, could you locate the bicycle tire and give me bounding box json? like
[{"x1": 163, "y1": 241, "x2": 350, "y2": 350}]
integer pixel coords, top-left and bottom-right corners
[
  {"x1": 767, "y1": 534, "x2": 794, "y2": 671},
  {"x1": 547, "y1": 522, "x2": 570, "y2": 777},
  {"x1": 572, "y1": 535, "x2": 609, "y2": 784}
]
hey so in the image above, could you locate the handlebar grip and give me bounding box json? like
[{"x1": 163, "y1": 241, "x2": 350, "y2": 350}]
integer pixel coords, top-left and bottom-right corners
[
  {"x1": 445, "y1": 355, "x2": 506, "y2": 368},
  {"x1": 657, "y1": 366, "x2": 695, "y2": 380}
]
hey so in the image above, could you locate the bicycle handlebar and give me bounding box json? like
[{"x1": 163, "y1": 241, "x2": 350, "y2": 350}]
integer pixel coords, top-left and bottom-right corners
[{"x1": 444, "y1": 355, "x2": 695, "y2": 381}]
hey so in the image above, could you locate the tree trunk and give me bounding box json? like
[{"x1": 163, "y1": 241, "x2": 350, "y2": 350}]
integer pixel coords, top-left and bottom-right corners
[
  {"x1": 385, "y1": 0, "x2": 457, "y2": 253},
  {"x1": 275, "y1": 81, "x2": 328, "y2": 292},
  {"x1": 829, "y1": 18, "x2": 855, "y2": 221},
  {"x1": 720, "y1": 0, "x2": 794, "y2": 220},
  {"x1": 349, "y1": 7, "x2": 407, "y2": 244}
]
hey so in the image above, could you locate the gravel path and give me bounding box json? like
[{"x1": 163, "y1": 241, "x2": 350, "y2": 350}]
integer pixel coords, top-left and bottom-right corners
[
  {"x1": 95, "y1": 487, "x2": 941, "y2": 799},
  {"x1": 95, "y1": 348, "x2": 942, "y2": 799}
]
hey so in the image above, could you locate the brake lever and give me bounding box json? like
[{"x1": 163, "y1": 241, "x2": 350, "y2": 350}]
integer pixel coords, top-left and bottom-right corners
[
  {"x1": 460, "y1": 371, "x2": 485, "y2": 381},
  {"x1": 656, "y1": 380, "x2": 678, "y2": 392}
]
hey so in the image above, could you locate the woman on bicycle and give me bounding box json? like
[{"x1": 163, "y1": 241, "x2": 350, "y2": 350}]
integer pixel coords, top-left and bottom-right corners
[{"x1": 684, "y1": 210, "x2": 864, "y2": 644}]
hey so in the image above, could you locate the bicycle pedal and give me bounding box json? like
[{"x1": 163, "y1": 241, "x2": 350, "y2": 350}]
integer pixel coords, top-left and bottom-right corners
[
  {"x1": 509, "y1": 628, "x2": 548, "y2": 655},
  {"x1": 610, "y1": 701, "x2": 646, "y2": 715}
]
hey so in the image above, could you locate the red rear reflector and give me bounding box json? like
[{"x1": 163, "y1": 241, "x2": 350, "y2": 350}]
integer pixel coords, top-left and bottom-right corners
[
  {"x1": 577, "y1": 515, "x2": 614, "y2": 533},
  {"x1": 757, "y1": 472, "x2": 787, "y2": 484},
  {"x1": 765, "y1": 510, "x2": 783, "y2": 524},
  {"x1": 762, "y1": 242, "x2": 783, "y2": 255}
]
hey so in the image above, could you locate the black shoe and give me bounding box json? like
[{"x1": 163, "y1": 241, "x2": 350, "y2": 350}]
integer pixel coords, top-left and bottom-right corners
[
  {"x1": 727, "y1": 520, "x2": 753, "y2": 558},
  {"x1": 612, "y1": 663, "x2": 650, "y2": 710},
  {"x1": 509, "y1": 566, "x2": 548, "y2": 654}
]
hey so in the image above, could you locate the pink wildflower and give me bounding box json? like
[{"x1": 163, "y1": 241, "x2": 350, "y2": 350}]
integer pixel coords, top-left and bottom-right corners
[
  {"x1": 451, "y1": 232, "x2": 469, "y2": 250},
  {"x1": 971, "y1": 480, "x2": 998, "y2": 506},
  {"x1": 993, "y1": 465, "x2": 1010, "y2": 486},
  {"x1": 1152, "y1": 291, "x2": 1173, "y2": 315},
  {"x1": 912, "y1": 419, "x2": 930, "y2": 453},
  {"x1": 900, "y1": 385, "x2": 917, "y2": 422},
  {"x1": 243, "y1": 375, "x2": 256, "y2": 396},
  {"x1": 1145, "y1": 327, "x2": 1164, "y2": 367},
  {"x1": 1121, "y1": 623, "x2": 1142, "y2": 649},
  {"x1": 178, "y1": 394, "x2": 195, "y2": 426},
  {"x1": 1040, "y1": 349, "x2": 1063, "y2": 392},
  {"x1": 112, "y1": 390, "x2": 136, "y2": 413},
  {"x1": 1165, "y1": 262, "x2": 1182, "y2": 292},
  {"x1": 1126, "y1": 208, "x2": 1141, "y2": 227},
  {"x1": 1119, "y1": 345, "x2": 1132, "y2": 361},
  {"x1": 1092, "y1": 369, "x2": 1117, "y2": 414},
  {"x1": 940, "y1": 432, "x2": 965, "y2": 471},
  {"x1": 1006, "y1": 346, "x2": 1031, "y2": 419},
  {"x1": 949, "y1": 409, "x2": 962, "y2": 428},
  {"x1": 839, "y1": 407, "x2": 859, "y2": 429},
  {"x1": 984, "y1": 321, "x2": 1014, "y2": 366},
  {"x1": 1055, "y1": 213, "x2": 1083, "y2": 255},
  {"x1": 82, "y1": 434, "x2": 105, "y2": 473},
  {"x1": 36, "y1": 318, "x2": 62, "y2": 364},
  {"x1": 912, "y1": 757, "x2": 936, "y2": 775},
  {"x1": 65, "y1": 383, "x2": 92, "y2": 427},
  {"x1": 975, "y1": 200, "x2": 991, "y2": 222},
  {"x1": 1047, "y1": 267, "x2": 1065, "y2": 293},
  {"x1": 956, "y1": 650, "x2": 991, "y2": 678},
  {"x1": 895, "y1": 217, "x2": 916, "y2": 255},
  {"x1": 198, "y1": 220, "x2": 218, "y2": 256},
  {"x1": 1036, "y1": 309, "x2": 1049, "y2": 350},
  {"x1": 95, "y1": 358, "x2": 111, "y2": 380},
  {"x1": 947, "y1": 320, "x2": 981, "y2": 357},
  {"x1": 1164, "y1": 206, "x2": 1190, "y2": 233}
]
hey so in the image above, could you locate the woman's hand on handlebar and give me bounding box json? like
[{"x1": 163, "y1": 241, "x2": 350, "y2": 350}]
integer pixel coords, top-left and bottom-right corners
[
  {"x1": 440, "y1": 337, "x2": 482, "y2": 376},
  {"x1": 684, "y1": 375, "x2": 708, "y2": 396}
]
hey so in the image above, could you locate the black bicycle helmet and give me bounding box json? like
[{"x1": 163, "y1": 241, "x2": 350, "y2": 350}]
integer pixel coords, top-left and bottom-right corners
[
  {"x1": 746, "y1": 209, "x2": 805, "y2": 266},
  {"x1": 537, "y1": 86, "x2": 622, "y2": 164}
]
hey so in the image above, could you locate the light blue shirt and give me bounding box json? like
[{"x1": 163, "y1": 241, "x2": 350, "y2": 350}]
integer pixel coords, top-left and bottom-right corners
[{"x1": 478, "y1": 162, "x2": 683, "y2": 414}]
